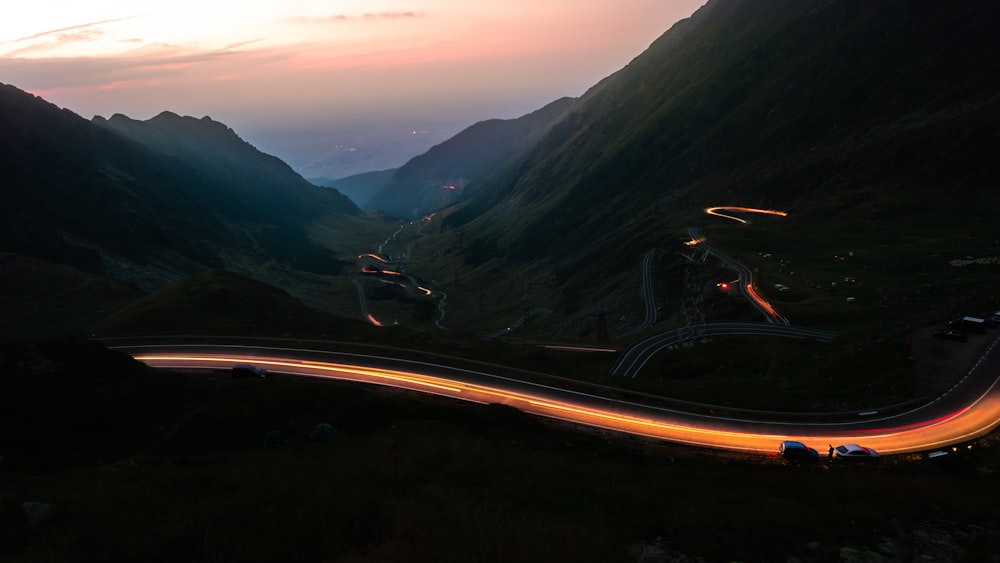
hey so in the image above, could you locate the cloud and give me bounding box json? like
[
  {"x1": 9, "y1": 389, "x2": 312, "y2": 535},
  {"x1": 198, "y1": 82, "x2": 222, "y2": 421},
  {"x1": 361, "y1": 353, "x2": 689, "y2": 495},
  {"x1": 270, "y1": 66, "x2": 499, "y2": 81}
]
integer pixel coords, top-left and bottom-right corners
[
  {"x1": 0, "y1": 42, "x2": 289, "y2": 92},
  {"x1": 0, "y1": 16, "x2": 140, "y2": 58},
  {"x1": 362, "y1": 12, "x2": 424, "y2": 19},
  {"x1": 293, "y1": 11, "x2": 424, "y2": 24},
  {"x1": 0, "y1": 17, "x2": 138, "y2": 45}
]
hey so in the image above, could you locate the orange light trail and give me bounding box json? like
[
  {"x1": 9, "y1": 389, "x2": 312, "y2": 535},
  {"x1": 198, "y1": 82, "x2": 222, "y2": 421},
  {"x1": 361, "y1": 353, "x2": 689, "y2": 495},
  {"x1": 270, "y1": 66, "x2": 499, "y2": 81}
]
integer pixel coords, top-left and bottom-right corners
[
  {"x1": 366, "y1": 314, "x2": 384, "y2": 327},
  {"x1": 745, "y1": 284, "x2": 779, "y2": 317},
  {"x1": 129, "y1": 351, "x2": 1000, "y2": 456},
  {"x1": 704, "y1": 206, "x2": 788, "y2": 224},
  {"x1": 358, "y1": 253, "x2": 388, "y2": 263}
]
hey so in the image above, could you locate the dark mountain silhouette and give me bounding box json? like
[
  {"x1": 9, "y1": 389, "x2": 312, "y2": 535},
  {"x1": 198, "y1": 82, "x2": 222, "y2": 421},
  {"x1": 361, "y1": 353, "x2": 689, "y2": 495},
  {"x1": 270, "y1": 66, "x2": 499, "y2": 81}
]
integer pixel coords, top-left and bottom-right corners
[
  {"x1": 0, "y1": 83, "x2": 359, "y2": 291},
  {"x1": 325, "y1": 168, "x2": 397, "y2": 207},
  {"x1": 93, "y1": 111, "x2": 357, "y2": 221},
  {"x1": 445, "y1": 0, "x2": 1000, "y2": 267},
  {"x1": 366, "y1": 97, "x2": 579, "y2": 219}
]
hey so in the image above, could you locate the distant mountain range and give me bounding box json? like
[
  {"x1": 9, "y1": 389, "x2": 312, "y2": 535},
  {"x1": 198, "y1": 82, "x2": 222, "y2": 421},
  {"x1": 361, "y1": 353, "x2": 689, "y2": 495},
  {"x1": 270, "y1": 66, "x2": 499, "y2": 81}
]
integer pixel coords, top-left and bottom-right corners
[
  {"x1": 0, "y1": 84, "x2": 360, "y2": 292},
  {"x1": 5, "y1": 0, "x2": 1000, "y2": 339},
  {"x1": 324, "y1": 168, "x2": 397, "y2": 208},
  {"x1": 346, "y1": 97, "x2": 578, "y2": 219}
]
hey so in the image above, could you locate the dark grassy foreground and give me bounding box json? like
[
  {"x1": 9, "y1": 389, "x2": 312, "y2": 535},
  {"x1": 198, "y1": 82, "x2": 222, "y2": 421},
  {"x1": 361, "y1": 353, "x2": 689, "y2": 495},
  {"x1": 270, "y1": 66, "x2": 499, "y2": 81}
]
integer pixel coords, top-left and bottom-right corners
[{"x1": 2, "y1": 340, "x2": 999, "y2": 563}]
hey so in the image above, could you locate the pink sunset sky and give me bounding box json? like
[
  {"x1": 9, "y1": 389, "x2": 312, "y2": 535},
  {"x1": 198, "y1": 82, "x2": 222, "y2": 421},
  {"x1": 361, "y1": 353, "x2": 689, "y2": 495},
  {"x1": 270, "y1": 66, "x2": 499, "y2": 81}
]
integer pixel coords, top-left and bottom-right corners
[{"x1": 1, "y1": 1, "x2": 706, "y2": 178}]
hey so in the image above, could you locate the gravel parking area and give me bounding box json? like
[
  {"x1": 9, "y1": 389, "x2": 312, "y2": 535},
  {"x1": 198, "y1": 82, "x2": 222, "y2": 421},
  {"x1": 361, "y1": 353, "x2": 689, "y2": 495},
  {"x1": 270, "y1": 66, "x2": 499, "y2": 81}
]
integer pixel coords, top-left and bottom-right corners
[{"x1": 909, "y1": 323, "x2": 1000, "y2": 397}]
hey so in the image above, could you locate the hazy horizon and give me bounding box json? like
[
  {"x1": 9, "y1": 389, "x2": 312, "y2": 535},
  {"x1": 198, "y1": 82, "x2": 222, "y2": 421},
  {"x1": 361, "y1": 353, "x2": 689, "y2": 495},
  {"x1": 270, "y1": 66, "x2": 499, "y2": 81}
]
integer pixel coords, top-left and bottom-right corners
[{"x1": 1, "y1": 1, "x2": 706, "y2": 180}]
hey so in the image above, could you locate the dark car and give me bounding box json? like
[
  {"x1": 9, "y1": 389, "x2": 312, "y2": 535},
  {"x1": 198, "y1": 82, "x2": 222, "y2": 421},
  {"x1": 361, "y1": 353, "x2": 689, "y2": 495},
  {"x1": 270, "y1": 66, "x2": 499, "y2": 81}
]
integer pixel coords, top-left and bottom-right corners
[
  {"x1": 949, "y1": 319, "x2": 984, "y2": 334},
  {"x1": 832, "y1": 443, "x2": 879, "y2": 461},
  {"x1": 232, "y1": 364, "x2": 268, "y2": 378},
  {"x1": 778, "y1": 440, "x2": 819, "y2": 462},
  {"x1": 934, "y1": 330, "x2": 967, "y2": 342}
]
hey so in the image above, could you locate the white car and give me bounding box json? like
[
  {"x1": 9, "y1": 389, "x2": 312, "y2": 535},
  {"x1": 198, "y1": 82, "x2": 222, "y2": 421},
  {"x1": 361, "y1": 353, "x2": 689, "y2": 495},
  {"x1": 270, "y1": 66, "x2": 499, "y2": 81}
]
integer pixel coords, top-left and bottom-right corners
[{"x1": 832, "y1": 443, "x2": 879, "y2": 461}]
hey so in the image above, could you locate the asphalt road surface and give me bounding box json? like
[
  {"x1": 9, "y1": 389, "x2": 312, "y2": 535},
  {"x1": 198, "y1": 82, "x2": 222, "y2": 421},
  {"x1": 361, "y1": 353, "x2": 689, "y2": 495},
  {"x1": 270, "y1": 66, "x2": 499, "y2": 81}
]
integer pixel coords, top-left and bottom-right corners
[{"x1": 114, "y1": 334, "x2": 1000, "y2": 457}]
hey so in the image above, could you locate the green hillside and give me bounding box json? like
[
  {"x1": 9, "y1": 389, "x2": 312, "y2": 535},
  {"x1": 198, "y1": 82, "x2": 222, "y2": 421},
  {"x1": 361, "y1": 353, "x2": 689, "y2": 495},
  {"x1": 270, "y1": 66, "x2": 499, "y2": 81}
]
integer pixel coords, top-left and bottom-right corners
[
  {"x1": 427, "y1": 0, "x2": 1000, "y2": 335},
  {"x1": 94, "y1": 269, "x2": 376, "y2": 338},
  {"x1": 0, "y1": 252, "x2": 143, "y2": 341},
  {"x1": 0, "y1": 84, "x2": 362, "y2": 291},
  {"x1": 452, "y1": 1, "x2": 1000, "y2": 251}
]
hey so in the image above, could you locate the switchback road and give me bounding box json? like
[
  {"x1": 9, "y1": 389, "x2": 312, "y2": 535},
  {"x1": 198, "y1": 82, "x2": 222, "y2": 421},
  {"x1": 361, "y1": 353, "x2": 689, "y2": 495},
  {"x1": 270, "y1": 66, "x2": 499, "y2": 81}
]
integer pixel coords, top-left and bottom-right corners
[{"x1": 610, "y1": 322, "x2": 837, "y2": 377}]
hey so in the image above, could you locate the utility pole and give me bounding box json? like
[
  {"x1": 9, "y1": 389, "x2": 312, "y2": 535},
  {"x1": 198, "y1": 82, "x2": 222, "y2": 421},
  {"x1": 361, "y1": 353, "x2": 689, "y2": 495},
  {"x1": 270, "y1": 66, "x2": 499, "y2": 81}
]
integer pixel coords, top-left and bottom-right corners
[{"x1": 679, "y1": 249, "x2": 709, "y2": 342}]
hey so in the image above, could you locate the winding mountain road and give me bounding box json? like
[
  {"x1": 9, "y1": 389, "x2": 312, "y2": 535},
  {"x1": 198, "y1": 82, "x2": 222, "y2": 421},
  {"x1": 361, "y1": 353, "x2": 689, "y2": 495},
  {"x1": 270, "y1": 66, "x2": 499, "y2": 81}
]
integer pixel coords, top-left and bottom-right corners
[
  {"x1": 688, "y1": 227, "x2": 788, "y2": 325},
  {"x1": 611, "y1": 321, "x2": 837, "y2": 377},
  {"x1": 114, "y1": 334, "x2": 1000, "y2": 456}
]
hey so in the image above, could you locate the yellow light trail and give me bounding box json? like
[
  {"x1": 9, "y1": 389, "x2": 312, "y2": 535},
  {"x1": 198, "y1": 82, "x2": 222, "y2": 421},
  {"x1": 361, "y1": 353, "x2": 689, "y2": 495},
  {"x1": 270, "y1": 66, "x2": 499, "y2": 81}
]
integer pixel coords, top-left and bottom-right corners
[
  {"x1": 131, "y1": 352, "x2": 1000, "y2": 457},
  {"x1": 704, "y1": 206, "x2": 788, "y2": 224}
]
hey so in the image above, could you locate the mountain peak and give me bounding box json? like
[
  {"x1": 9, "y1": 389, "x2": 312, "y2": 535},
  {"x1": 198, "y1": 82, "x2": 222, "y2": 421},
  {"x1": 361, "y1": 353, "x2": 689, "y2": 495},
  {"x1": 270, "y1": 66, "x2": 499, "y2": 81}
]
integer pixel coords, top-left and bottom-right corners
[{"x1": 150, "y1": 110, "x2": 182, "y2": 121}]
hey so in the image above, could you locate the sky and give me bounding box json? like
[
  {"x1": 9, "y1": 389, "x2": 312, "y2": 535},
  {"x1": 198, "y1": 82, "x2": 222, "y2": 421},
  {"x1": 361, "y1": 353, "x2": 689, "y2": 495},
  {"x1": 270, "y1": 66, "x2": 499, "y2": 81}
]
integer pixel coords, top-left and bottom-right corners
[{"x1": 1, "y1": 1, "x2": 706, "y2": 179}]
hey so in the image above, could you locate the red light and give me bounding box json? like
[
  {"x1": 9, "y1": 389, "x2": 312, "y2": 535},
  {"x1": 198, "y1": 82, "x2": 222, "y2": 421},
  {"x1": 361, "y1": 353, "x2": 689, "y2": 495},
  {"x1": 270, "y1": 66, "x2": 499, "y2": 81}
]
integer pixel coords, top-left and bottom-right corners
[{"x1": 720, "y1": 283, "x2": 729, "y2": 290}]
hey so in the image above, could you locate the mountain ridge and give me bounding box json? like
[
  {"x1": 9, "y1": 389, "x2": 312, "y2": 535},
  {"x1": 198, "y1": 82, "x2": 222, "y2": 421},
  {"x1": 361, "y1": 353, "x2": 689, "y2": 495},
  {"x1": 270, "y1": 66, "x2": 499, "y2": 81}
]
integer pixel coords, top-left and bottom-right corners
[
  {"x1": 444, "y1": 0, "x2": 1000, "y2": 259},
  {"x1": 365, "y1": 96, "x2": 579, "y2": 219},
  {"x1": 1, "y1": 83, "x2": 362, "y2": 295}
]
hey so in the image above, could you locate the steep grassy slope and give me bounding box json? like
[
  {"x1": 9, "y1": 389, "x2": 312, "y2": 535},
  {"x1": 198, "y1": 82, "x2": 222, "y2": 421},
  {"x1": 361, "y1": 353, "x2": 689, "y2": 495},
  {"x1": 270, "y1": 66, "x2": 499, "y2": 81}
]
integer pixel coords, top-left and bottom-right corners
[
  {"x1": 0, "y1": 85, "x2": 222, "y2": 275},
  {"x1": 430, "y1": 0, "x2": 1000, "y2": 332},
  {"x1": 0, "y1": 252, "x2": 144, "y2": 341},
  {"x1": 94, "y1": 111, "x2": 359, "y2": 275},
  {"x1": 0, "y1": 84, "x2": 361, "y2": 291},
  {"x1": 449, "y1": 0, "x2": 1000, "y2": 253},
  {"x1": 94, "y1": 112, "x2": 357, "y2": 222},
  {"x1": 94, "y1": 269, "x2": 377, "y2": 338}
]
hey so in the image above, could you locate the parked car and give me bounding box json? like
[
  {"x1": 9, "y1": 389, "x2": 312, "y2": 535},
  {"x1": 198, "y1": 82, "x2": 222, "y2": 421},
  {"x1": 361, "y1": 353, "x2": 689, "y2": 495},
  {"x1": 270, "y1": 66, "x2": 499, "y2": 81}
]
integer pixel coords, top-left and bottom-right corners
[
  {"x1": 832, "y1": 443, "x2": 879, "y2": 461},
  {"x1": 949, "y1": 318, "x2": 985, "y2": 334},
  {"x1": 778, "y1": 440, "x2": 819, "y2": 462},
  {"x1": 232, "y1": 364, "x2": 268, "y2": 378},
  {"x1": 933, "y1": 330, "x2": 968, "y2": 342}
]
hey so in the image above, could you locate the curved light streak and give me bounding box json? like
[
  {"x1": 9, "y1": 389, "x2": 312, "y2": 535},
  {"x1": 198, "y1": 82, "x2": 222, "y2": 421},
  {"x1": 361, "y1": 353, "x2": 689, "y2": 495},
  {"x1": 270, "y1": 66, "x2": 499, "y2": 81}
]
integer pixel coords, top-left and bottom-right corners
[
  {"x1": 128, "y1": 347, "x2": 1000, "y2": 457},
  {"x1": 745, "y1": 284, "x2": 779, "y2": 318},
  {"x1": 705, "y1": 206, "x2": 789, "y2": 224}
]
